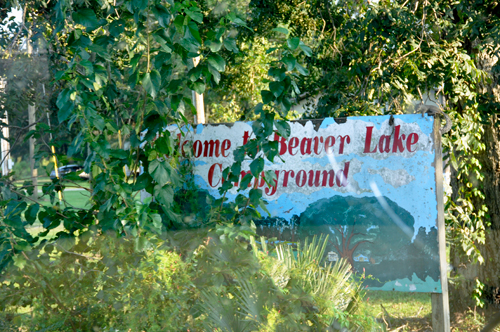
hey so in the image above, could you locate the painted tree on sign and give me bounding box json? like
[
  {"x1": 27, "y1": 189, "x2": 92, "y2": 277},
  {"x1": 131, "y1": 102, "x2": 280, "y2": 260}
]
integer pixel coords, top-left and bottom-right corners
[{"x1": 329, "y1": 220, "x2": 372, "y2": 268}]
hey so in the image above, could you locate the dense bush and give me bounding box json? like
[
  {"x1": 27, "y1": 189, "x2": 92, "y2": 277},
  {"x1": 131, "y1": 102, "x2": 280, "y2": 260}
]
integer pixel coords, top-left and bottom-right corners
[
  {"x1": 11, "y1": 158, "x2": 30, "y2": 181},
  {"x1": 0, "y1": 227, "x2": 379, "y2": 331}
]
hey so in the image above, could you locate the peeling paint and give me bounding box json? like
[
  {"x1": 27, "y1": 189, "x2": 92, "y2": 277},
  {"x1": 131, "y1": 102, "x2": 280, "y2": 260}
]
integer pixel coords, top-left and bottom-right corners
[{"x1": 367, "y1": 167, "x2": 416, "y2": 188}]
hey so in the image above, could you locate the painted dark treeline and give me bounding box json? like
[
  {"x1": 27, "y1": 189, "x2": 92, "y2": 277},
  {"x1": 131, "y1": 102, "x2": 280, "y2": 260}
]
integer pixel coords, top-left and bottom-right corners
[{"x1": 254, "y1": 195, "x2": 440, "y2": 287}]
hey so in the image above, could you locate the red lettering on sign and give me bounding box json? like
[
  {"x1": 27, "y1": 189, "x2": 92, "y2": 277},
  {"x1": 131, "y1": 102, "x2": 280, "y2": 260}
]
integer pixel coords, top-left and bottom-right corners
[
  {"x1": 274, "y1": 133, "x2": 288, "y2": 156},
  {"x1": 378, "y1": 135, "x2": 391, "y2": 153},
  {"x1": 300, "y1": 138, "x2": 312, "y2": 155},
  {"x1": 325, "y1": 136, "x2": 335, "y2": 155},
  {"x1": 321, "y1": 170, "x2": 335, "y2": 187},
  {"x1": 336, "y1": 162, "x2": 350, "y2": 187},
  {"x1": 265, "y1": 170, "x2": 280, "y2": 196},
  {"x1": 282, "y1": 170, "x2": 295, "y2": 187},
  {"x1": 208, "y1": 163, "x2": 222, "y2": 187},
  {"x1": 243, "y1": 131, "x2": 251, "y2": 145},
  {"x1": 221, "y1": 139, "x2": 231, "y2": 157},
  {"x1": 406, "y1": 133, "x2": 419, "y2": 152},
  {"x1": 364, "y1": 127, "x2": 378, "y2": 153},
  {"x1": 338, "y1": 135, "x2": 350, "y2": 154},
  {"x1": 288, "y1": 137, "x2": 299, "y2": 156},
  {"x1": 193, "y1": 140, "x2": 202, "y2": 158},
  {"x1": 295, "y1": 170, "x2": 307, "y2": 187},
  {"x1": 307, "y1": 170, "x2": 322, "y2": 187},
  {"x1": 203, "y1": 140, "x2": 220, "y2": 157},
  {"x1": 177, "y1": 133, "x2": 182, "y2": 149},
  {"x1": 392, "y1": 125, "x2": 406, "y2": 153},
  {"x1": 313, "y1": 136, "x2": 324, "y2": 155}
]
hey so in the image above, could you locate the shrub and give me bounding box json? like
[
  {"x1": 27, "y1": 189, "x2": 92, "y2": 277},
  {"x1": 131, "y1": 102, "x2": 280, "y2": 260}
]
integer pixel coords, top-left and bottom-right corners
[
  {"x1": 0, "y1": 227, "x2": 380, "y2": 331},
  {"x1": 11, "y1": 158, "x2": 31, "y2": 180}
]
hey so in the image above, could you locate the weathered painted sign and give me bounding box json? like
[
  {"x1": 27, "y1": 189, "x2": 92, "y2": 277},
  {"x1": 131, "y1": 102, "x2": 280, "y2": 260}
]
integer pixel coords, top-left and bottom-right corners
[{"x1": 174, "y1": 114, "x2": 441, "y2": 293}]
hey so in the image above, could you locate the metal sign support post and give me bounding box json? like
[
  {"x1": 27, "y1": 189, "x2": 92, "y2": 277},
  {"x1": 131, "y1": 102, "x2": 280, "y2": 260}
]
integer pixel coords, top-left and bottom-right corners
[{"x1": 432, "y1": 116, "x2": 451, "y2": 332}]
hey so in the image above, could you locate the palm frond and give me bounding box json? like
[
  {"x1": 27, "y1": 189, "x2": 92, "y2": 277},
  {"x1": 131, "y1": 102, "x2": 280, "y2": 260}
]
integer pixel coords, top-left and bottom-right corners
[
  {"x1": 233, "y1": 272, "x2": 262, "y2": 324},
  {"x1": 201, "y1": 288, "x2": 255, "y2": 332}
]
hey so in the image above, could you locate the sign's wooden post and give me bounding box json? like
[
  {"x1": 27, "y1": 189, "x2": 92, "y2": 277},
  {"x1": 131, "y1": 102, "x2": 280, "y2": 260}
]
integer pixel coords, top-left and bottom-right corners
[{"x1": 432, "y1": 116, "x2": 450, "y2": 332}]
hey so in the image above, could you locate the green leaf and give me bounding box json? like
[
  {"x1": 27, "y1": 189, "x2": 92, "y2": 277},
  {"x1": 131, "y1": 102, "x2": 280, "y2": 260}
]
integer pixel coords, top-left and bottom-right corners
[
  {"x1": 149, "y1": 213, "x2": 163, "y2": 234},
  {"x1": 130, "y1": 54, "x2": 142, "y2": 72},
  {"x1": 269, "y1": 81, "x2": 285, "y2": 97},
  {"x1": 154, "y1": 52, "x2": 172, "y2": 69},
  {"x1": 282, "y1": 54, "x2": 296, "y2": 71},
  {"x1": 249, "y1": 188, "x2": 262, "y2": 206},
  {"x1": 207, "y1": 54, "x2": 226, "y2": 72},
  {"x1": 128, "y1": 69, "x2": 139, "y2": 89},
  {"x1": 261, "y1": 90, "x2": 274, "y2": 104},
  {"x1": 188, "y1": 65, "x2": 203, "y2": 82},
  {"x1": 14, "y1": 241, "x2": 29, "y2": 251},
  {"x1": 149, "y1": 159, "x2": 172, "y2": 184},
  {"x1": 109, "y1": 19, "x2": 125, "y2": 37},
  {"x1": 275, "y1": 120, "x2": 291, "y2": 138},
  {"x1": 264, "y1": 170, "x2": 278, "y2": 187},
  {"x1": 295, "y1": 63, "x2": 309, "y2": 76},
  {"x1": 152, "y1": 4, "x2": 171, "y2": 28},
  {"x1": 281, "y1": 96, "x2": 292, "y2": 112},
  {"x1": 72, "y1": 8, "x2": 101, "y2": 31},
  {"x1": 250, "y1": 158, "x2": 264, "y2": 177},
  {"x1": 299, "y1": 41, "x2": 312, "y2": 56},
  {"x1": 190, "y1": 80, "x2": 206, "y2": 94},
  {"x1": 142, "y1": 73, "x2": 154, "y2": 97},
  {"x1": 263, "y1": 141, "x2": 279, "y2": 162},
  {"x1": 206, "y1": 39, "x2": 222, "y2": 52},
  {"x1": 273, "y1": 27, "x2": 289, "y2": 35},
  {"x1": 266, "y1": 47, "x2": 278, "y2": 54},
  {"x1": 259, "y1": 200, "x2": 270, "y2": 216},
  {"x1": 291, "y1": 80, "x2": 300, "y2": 95},
  {"x1": 187, "y1": 21, "x2": 202, "y2": 44},
  {"x1": 450, "y1": 152, "x2": 459, "y2": 170},
  {"x1": 185, "y1": 8, "x2": 203, "y2": 23},
  {"x1": 153, "y1": 33, "x2": 173, "y2": 53},
  {"x1": 234, "y1": 147, "x2": 245, "y2": 162},
  {"x1": 13, "y1": 255, "x2": 27, "y2": 270},
  {"x1": 154, "y1": 184, "x2": 174, "y2": 207},
  {"x1": 80, "y1": 59, "x2": 94, "y2": 76},
  {"x1": 133, "y1": 173, "x2": 151, "y2": 191},
  {"x1": 132, "y1": 0, "x2": 148, "y2": 11},
  {"x1": 207, "y1": 64, "x2": 221, "y2": 84},
  {"x1": 227, "y1": 12, "x2": 248, "y2": 27},
  {"x1": 142, "y1": 70, "x2": 161, "y2": 99},
  {"x1": 287, "y1": 37, "x2": 300, "y2": 50},
  {"x1": 58, "y1": 233, "x2": 76, "y2": 251},
  {"x1": 66, "y1": 29, "x2": 82, "y2": 46},
  {"x1": 239, "y1": 173, "x2": 253, "y2": 189},
  {"x1": 268, "y1": 67, "x2": 287, "y2": 81},
  {"x1": 56, "y1": 88, "x2": 74, "y2": 123},
  {"x1": 5, "y1": 200, "x2": 27, "y2": 219},
  {"x1": 223, "y1": 38, "x2": 239, "y2": 53}
]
